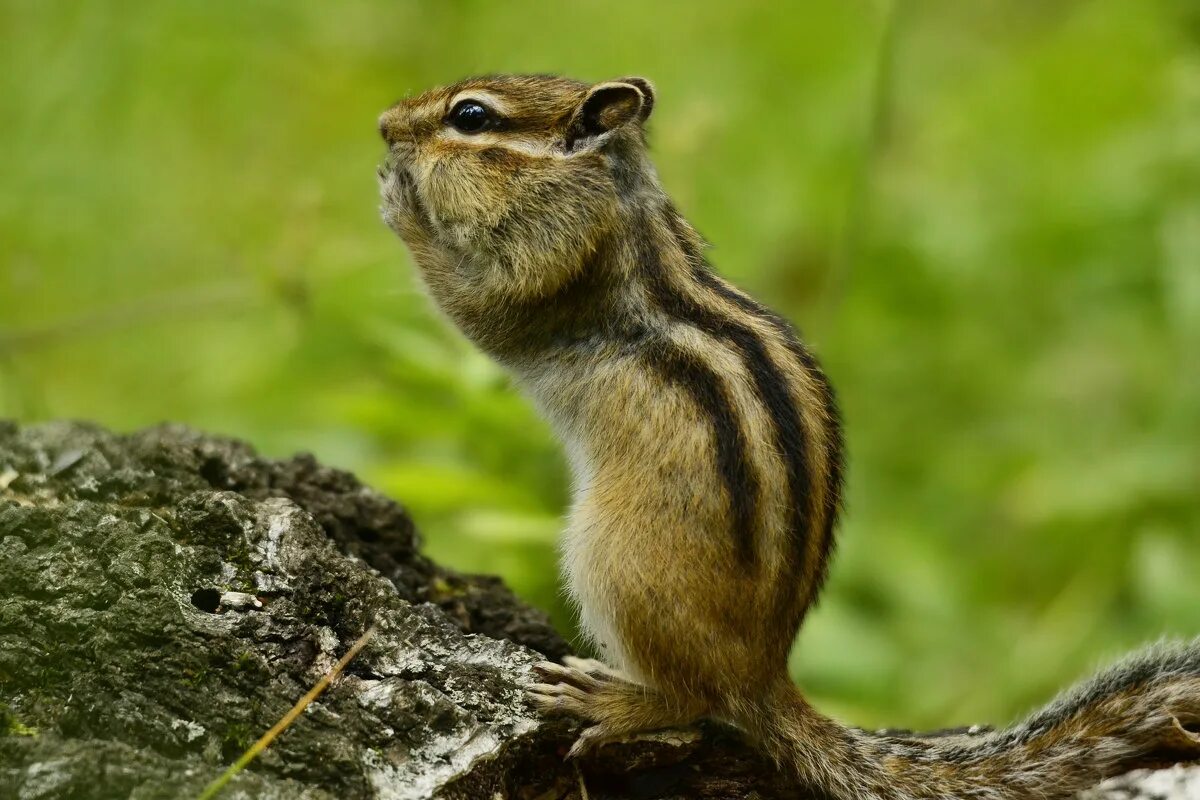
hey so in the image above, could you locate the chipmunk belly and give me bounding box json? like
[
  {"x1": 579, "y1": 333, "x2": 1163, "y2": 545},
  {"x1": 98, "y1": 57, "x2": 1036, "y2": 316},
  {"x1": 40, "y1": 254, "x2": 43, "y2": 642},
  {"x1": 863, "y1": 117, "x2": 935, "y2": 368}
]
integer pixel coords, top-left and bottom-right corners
[
  {"x1": 542, "y1": 335, "x2": 795, "y2": 688},
  {"x1": 561, "y1": 489, "x2": 634, "y2": 675},
  {"x1": 563, "y1": 450, "x2": 788, "y2": 694}
]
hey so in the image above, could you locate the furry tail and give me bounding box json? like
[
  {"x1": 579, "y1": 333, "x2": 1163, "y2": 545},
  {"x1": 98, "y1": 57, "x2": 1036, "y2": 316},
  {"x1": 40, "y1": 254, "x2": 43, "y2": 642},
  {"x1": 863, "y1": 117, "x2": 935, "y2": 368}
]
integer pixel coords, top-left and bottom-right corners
[{"x1": 735, "y1": 638, "x2": 1200, "y2": 800}]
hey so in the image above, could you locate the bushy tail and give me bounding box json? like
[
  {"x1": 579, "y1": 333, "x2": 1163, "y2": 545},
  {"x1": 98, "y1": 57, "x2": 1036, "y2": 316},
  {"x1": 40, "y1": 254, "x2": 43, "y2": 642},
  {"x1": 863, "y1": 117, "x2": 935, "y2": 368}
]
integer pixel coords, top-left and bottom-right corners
[{"x1": 734, "y1": 638, "x2": 1200, "y2": 800}]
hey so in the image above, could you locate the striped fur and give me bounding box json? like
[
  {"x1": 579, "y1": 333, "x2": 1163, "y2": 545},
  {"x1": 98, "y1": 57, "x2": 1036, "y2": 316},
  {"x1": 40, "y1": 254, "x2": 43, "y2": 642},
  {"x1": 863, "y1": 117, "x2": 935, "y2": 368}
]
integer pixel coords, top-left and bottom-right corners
[
  {"x1": 641, "y1": 336, "x2": 761, "y2": 565},
  {"x1": 379, "y1": 74, "x2": 1200, "y2": 797}
]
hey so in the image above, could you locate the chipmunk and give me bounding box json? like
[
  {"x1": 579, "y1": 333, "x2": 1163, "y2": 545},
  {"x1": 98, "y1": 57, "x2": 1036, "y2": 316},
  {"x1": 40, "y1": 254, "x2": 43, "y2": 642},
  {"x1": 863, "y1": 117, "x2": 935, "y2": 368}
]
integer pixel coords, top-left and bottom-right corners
[{"x1": 378, "y1": 74, "x2": 1200, "y2": 798}]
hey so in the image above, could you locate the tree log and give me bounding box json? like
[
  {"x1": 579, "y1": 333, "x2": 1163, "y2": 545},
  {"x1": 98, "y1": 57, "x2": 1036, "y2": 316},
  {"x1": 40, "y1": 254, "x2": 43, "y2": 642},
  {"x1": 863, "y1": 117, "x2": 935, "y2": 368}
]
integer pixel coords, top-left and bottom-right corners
[{"x1": 0, "y1": 421, "x2": 1194, "y2": 799}]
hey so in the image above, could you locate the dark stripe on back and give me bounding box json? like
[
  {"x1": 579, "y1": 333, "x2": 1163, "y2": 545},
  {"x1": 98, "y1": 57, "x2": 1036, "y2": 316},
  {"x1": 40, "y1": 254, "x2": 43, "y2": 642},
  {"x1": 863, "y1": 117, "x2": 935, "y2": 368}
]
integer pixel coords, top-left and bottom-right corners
[
  {"x1": 643, "y1": 339, "x2": 760, "y2": 564},
  {"x1": 637, "y1": 214, "x2": 814, "y2": 575},
  {"x1": 693, "y1": 263, "x2": 844, "y2": 601},
  {"x1": 662, "y1": 209, "x2": 844, "y2": 610}
]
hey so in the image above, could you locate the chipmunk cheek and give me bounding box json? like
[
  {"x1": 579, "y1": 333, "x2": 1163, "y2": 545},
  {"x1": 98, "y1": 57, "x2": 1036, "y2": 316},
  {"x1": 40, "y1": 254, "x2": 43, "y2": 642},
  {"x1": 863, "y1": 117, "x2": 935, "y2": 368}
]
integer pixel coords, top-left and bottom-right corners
[{"x1": 419, "y1": 168, "x2": 500, "y2": 235}]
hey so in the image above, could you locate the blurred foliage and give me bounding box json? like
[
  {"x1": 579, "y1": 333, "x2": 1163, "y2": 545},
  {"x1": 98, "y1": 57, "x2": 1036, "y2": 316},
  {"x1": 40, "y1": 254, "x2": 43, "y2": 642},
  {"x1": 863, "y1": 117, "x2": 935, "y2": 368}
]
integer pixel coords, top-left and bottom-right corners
[{"x1": 1, "y1": 1, "x2": 1198, "y2": 729}]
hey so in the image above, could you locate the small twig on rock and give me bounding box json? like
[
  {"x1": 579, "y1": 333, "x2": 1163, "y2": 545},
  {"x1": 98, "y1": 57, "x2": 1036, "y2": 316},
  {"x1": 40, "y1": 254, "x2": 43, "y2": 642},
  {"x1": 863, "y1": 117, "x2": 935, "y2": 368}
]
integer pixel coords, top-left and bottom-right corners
[{"x1": 196, "y1": 626, "x2": 376, "y2": 800}]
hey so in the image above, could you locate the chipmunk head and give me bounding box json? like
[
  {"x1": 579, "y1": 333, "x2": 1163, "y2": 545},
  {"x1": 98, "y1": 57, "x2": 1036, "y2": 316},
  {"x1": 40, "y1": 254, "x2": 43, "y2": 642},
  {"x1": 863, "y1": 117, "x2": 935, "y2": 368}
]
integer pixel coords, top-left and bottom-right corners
[{"x1": 378, "y1": 74, "x2": 657, "y2": 357}]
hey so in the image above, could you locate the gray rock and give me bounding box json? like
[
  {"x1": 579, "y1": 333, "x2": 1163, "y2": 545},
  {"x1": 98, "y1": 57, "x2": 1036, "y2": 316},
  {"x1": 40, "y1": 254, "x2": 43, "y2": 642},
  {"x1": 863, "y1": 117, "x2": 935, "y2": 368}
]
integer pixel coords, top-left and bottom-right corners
[
  {"x1": 0, "y1": 421, "x2": 564, "y2": 799},
  {"x1": 1082, "y1": 766, "x2": 1200, "y2": 799},
  {"x1": 0, "y1": 421, "x2": 1194, "y2": 799}
]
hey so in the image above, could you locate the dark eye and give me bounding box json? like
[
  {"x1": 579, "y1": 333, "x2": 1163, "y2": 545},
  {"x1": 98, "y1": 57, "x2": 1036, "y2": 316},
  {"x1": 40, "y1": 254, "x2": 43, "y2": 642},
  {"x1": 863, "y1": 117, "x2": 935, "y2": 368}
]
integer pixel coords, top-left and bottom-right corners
[{"x1": 448, "y1": 100, "x2": 492, "y2": 134}]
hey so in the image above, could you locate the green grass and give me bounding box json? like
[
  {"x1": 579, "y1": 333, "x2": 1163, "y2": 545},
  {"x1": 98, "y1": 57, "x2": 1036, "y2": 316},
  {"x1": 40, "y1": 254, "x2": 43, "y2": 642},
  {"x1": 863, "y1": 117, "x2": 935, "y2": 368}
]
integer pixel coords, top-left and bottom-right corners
[{"x1": 2, "y1": 0, "x2": 1198, "y2": 730}]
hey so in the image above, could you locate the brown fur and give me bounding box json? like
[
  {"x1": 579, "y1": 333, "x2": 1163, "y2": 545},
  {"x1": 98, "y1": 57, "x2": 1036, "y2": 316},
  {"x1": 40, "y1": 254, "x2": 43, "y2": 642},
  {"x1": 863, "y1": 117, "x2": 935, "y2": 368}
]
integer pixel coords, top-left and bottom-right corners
[{"x1": 379, "y1": 73, "x2": 1200, "y2": 798}]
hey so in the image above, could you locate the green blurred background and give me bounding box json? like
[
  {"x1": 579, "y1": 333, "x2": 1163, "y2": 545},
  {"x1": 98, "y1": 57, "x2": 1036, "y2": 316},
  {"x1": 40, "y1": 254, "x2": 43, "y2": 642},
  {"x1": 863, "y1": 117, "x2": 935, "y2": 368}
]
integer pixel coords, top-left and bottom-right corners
[{"x1": 2, "y1": 1, "x2": 1198, "y2": 729}]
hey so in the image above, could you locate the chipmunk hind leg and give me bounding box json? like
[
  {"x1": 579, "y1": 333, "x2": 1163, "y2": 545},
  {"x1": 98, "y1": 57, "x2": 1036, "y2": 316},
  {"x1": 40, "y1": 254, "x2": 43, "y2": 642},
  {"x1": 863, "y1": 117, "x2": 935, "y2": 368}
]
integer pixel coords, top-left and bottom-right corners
[
  {"x1": 529, "y1": 589, "x2": 781, "y2": 758},
  {"x1": 530, "y1": 658, "x2": 707, "y2": 756}
]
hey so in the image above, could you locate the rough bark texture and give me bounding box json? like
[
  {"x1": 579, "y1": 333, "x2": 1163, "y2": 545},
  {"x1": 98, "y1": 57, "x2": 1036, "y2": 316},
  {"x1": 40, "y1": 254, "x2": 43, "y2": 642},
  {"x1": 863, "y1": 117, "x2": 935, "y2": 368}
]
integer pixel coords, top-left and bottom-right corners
[{"x1": 0, "y1": 421, "x2": 1194, "y2": 799}]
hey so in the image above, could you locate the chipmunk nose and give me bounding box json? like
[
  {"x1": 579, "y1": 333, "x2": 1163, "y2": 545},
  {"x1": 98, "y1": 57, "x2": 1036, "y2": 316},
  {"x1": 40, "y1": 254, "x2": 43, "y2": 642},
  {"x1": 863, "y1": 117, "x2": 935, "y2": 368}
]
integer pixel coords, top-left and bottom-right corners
[
  {"x1": 378, "y1": 112, "x2": 397, "y2": 144},
  {"x1": 378, "y1": 108, "x2": 409, "y2": 146}
]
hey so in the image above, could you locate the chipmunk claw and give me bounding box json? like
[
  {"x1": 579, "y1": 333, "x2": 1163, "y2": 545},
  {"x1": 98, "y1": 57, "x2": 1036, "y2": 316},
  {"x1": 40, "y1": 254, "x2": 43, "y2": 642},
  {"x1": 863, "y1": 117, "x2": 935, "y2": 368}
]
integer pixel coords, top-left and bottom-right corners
[
  {"x1": 566, "y1": 724, "x2": 615, "y2": 759},
  {"x1": 528, "y1": 679, "x2": 590, "y2": 717},
  {"x1": 562, "y1": 655, "x2": 624, "y2": 679},
  {"x1": 533, "y1": 660, "x2": 605, "y2": 692},
  {"x1": 535, "y1": 657, "x2": 631, "y2": 687}
]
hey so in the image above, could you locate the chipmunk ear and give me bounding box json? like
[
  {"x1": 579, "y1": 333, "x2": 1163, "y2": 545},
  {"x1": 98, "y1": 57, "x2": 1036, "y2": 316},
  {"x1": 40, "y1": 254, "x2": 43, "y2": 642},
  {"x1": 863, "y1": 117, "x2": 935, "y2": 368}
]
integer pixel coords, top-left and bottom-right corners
[{"x1": 566, "y1": 77, "x2": 655, "y2": 150}]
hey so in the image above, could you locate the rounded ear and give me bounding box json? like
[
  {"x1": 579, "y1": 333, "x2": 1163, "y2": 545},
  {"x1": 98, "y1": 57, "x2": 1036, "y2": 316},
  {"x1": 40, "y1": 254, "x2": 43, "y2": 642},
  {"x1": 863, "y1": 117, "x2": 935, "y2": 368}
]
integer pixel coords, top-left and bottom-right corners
[
  {"x1": 615, "y1": 77, "x2": 655, "y2": 120},
  {"x1": 566, "y1": 77, "x2": 655, "y2": 150}
]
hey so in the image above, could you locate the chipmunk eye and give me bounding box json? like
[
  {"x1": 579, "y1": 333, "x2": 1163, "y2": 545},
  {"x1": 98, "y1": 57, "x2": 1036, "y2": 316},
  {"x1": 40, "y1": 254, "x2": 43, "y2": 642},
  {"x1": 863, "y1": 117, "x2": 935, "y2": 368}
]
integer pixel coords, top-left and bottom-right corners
[{"x1": 447, "y1": 100, "x2": 492, "y2": 134}]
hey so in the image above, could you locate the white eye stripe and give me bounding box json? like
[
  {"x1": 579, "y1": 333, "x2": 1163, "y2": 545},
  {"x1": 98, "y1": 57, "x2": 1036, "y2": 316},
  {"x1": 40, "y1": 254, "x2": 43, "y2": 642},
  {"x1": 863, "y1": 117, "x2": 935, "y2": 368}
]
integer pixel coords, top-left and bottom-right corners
[
  {"x1": 501, "y1": 139, "x2": 570, "y2": 159},
  {"x1": 447, "y1": 89, "x2": 509, "y2": 117},
  {"x1": 437, "y1": 129, "x2": 571, "y2": 160}
]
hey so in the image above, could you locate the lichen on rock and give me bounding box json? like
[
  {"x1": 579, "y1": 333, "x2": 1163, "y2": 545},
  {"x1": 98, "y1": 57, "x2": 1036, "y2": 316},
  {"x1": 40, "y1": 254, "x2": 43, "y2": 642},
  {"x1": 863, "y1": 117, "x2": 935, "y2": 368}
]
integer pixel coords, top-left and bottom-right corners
[{"x1": 0, "y1": 421, "x2": 563, "y2": 799}]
